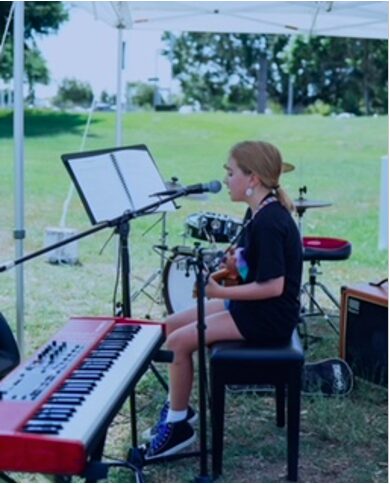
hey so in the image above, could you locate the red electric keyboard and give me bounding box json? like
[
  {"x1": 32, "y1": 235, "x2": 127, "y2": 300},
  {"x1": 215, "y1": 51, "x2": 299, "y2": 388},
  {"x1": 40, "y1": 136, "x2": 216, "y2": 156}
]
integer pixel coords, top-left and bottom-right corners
[{"x1": 0, "y1": 316, "x2": 164, "y2": 476}]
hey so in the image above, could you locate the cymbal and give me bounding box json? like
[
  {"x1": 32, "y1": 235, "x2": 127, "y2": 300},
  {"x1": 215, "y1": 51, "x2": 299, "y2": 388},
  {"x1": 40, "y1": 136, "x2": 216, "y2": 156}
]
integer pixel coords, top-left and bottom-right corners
[
  {"x1": 282, "y1": 162, "x2": 295, "y2": 173},
  {"x1": 294, "y1": 198, "x2": 332, "y2": 210}
]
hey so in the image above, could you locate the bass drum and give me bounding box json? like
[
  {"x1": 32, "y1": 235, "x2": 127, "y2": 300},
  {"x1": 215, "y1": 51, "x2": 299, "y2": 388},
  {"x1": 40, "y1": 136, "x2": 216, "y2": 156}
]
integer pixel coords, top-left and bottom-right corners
[{"x1": 162, "y1": 247, "x2": 197, "y2": 314}]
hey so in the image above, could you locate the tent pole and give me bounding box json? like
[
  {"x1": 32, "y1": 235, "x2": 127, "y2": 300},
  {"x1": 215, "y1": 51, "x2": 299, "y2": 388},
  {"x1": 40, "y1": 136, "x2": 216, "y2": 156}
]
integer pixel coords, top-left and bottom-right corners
[
  {"x1": 116, "y1": 26, "x2": 125, "y2": 147},
  {"x1": 13, "y1": 1, "x2": 25, "y2": 358}
]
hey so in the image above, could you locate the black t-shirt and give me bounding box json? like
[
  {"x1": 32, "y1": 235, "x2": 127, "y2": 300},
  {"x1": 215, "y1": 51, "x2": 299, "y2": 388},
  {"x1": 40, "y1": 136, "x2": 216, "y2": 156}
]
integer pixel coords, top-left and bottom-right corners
[{"x1": 229, "y1": 199, "x2": 303, "y2": 343}]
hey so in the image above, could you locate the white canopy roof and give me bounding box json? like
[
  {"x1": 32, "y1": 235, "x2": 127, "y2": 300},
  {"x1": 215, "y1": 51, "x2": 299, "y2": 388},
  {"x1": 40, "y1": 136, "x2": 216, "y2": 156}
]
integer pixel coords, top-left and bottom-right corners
[{"x1": 73, "y1": 1, "x2": 388, "y2": 39}]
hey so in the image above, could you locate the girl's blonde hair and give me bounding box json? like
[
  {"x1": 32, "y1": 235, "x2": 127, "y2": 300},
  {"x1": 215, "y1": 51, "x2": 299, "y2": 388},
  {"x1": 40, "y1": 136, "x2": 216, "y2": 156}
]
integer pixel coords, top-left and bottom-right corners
[{"x1": 230, "y1": 140, "x2": 294, "y2": 212}]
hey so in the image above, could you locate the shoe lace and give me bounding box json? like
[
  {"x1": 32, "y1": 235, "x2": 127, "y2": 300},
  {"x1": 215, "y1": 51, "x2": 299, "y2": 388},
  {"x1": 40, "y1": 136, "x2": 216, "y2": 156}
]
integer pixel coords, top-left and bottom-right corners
[
  {"x1": 151, "y1": 401, "x2": 169, "y2": 433},
  {"x1": 150, "y1": 423, "x2": 171, "y2": 452}
]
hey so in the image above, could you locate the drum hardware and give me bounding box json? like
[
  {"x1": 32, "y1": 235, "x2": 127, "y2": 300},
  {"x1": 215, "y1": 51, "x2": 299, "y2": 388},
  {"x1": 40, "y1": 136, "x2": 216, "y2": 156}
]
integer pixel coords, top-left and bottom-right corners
[
  {"x1": 294, "y1": 186, "x2": 332, "y2": 238},
  {"x1": 185, "y1": 212, "x2": 243, "y2": 244},
  {"x1": 294, "y1": 186, "x2": 339, "y2": 346},
  {"x1": 130, "y1": 211, "x2": 172, "y2": 309}
]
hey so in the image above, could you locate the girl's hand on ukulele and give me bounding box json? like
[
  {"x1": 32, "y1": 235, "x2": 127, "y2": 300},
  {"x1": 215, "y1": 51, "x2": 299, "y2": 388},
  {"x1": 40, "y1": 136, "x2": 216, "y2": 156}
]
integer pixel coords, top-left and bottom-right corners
[
  {"x1": 205, "y1": 275, "x2": 224, "y2": 299},
  {"x1": 224, "y1": 253, "x2": 237, "y2": 273}
]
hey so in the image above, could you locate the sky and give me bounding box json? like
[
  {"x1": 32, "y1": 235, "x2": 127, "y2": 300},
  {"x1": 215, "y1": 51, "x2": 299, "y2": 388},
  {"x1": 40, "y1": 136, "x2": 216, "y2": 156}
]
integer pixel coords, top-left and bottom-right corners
[{"x1": 36, "y1": 5, "x2": 173, "y2": 100}]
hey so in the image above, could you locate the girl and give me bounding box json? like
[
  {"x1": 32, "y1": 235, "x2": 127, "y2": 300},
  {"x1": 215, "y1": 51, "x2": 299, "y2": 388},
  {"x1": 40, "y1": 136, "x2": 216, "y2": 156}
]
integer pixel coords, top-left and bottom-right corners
[{"x1": 144, "y1": 140, "x2": 303, "y2": 460}]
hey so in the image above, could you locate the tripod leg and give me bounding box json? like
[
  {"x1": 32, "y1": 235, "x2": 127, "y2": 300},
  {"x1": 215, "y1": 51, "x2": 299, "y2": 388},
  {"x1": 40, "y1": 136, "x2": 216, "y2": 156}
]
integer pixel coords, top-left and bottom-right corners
[
  {"x1": 317, "y1": 282, "x2": 340, "y2": 308},
  {"x1": 302, "y1": 285, "x2": 339, "y2": 333}
]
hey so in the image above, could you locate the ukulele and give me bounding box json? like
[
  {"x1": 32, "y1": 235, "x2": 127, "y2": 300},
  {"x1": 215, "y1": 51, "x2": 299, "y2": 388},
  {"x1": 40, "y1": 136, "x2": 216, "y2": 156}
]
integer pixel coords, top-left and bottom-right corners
[{"x1": 192, "y1": 266, "x2": 240, "y2": 298}]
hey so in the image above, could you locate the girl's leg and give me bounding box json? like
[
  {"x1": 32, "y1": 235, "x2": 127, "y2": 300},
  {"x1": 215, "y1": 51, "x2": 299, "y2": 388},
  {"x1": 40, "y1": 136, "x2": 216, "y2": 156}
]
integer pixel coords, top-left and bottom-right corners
[
  {"x1": 166, "y1": 310, "x2": 243, "y2": 411},
  {"x1": 164, "y1": 299, "x2": 224, "y2": 337},
  {"x1": 145, "y1": 311, "x2": 243, "y2": 459}
]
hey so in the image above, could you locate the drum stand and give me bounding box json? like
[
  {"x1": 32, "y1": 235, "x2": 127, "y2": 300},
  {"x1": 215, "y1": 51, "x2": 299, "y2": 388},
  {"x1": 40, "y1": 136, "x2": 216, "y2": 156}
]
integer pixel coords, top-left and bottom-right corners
[{"x1": 130, "y1": 212, "x2": 169, "y2": 310}]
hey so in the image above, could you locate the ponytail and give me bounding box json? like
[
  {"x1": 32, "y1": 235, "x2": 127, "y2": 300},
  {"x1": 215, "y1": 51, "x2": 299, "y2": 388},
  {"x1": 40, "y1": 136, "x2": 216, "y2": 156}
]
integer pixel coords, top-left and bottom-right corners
[
  {"x1": 274, "y1": 185, "x2": 294, "y2": 213},
  {"x1": 231, "y1": 140, "x2": 295, "y2": 212}
]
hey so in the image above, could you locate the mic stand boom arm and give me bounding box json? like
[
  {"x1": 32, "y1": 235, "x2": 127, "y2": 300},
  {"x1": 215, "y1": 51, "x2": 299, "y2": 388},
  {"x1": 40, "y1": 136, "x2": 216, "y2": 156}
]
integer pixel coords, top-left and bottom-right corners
[{"x1": 0, "y1": 191, "x2": 185, "y2": 274}]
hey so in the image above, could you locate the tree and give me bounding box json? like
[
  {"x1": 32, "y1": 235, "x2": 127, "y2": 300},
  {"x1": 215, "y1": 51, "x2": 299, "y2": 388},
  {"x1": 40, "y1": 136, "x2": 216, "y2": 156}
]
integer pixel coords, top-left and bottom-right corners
[
  {"x1": 0, "y1": 2, "x2": 68, "y2": 102},
  {"x1": 53, "y1": 78, "x2": 93, "y2": 109},
  {"x1": 163, "y1": 32, "x2": 387, "y2": 115},
  {"x1": 163, "y1": 32, "x2": 289, "y2": 113},
  {"x1": 281, "y1": 36, "x2": 388, "y2": 114},
  {"x1": 126, "y1": 82, "x2": 155, "y2": 109}
]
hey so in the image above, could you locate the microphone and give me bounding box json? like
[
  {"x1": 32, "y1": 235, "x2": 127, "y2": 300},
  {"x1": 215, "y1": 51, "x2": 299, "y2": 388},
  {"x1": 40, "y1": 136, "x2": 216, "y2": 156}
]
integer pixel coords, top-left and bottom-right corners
[{"x1": 151, "y1": 180, "x2": 222, "y2": 197}]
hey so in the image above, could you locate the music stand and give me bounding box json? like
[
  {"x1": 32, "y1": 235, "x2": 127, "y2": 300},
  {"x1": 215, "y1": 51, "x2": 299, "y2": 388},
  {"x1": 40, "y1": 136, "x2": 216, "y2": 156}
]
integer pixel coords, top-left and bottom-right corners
[{"x1": 62, "y1": 144, "x2": 176, "y2": 317}]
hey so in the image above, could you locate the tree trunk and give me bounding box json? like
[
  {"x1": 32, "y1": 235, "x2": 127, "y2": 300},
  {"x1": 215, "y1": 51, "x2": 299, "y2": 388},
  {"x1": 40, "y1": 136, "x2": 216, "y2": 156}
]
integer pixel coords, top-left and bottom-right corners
[
  {"x1": 287, "y1": 74, "x2": 294, "y2": 114},
  {"x1": 363, "y1": 40, "x2": 371, "y2": 115},
  {"x1": 256, "y1": 53, "x2": 268, "y2": 113}
]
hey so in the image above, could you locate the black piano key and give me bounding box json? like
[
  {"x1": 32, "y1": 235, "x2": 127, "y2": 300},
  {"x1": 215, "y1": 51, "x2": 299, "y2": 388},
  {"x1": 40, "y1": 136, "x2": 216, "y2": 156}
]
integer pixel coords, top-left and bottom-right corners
[
  {"x1": 89, "y1": 350, "x2": 120, "y2": 359},
  {"x1": 80, "y1": 360, "x2": 113, "y2": 366},
  {"x1": 80, "y1": 364, "x2": 111, "y2": 374},
  {"x1": 48, "y1": 396, "x2": 85, "y2": 405},
  {"x1": 42, "y1": 405, "x2": 76, "y2": 414},
  {"x1": 57, "y1": 388, "x2": 93, "y2": 395},
  {"x1": 62, "y1": 381, "x2": 96, "y2": 388},
  {"x1": 23, "y1": 423, "x2": 63, "y2": 434},
  {"x1": 112, "y1": 325, "x2": 140, "y2": 333},
  {"x1": 32, "y1": 414, "x2": 71, "y2": 422},
  {"x1": 99, "y1": 339, "x2": 128, "y2": 346},
  {"x1": 104, "y1": 334, "x2": 135, "y2": 341},
  {"x1": 62, "y1": 380, "x2": 96, "y2": 386},
  {"x1": 38, "y1": 409, "x2": 74, "y2": 417},
  {"x1": 70, "y1": 372, "x2": 104, "y2": 380},
  {"x1": 80, "y1": 361, "x2": 112, "y2": 368}
]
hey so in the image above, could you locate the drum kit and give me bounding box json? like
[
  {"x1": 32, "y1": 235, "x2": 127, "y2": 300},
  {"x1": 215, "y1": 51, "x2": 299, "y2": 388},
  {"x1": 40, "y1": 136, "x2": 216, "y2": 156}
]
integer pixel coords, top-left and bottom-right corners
[
  {"x1": 162, "y1": 211, "x2": 242, "y2": 314},
  {"x1": 132, "y1": 173, "x2": 332, "y2": 316}
]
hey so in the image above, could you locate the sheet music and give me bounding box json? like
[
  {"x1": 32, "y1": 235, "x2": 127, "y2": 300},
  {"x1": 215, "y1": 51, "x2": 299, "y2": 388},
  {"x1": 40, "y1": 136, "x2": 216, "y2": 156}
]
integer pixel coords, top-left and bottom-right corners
[
  {"x1": 114, "y1": 149, "x2": 175, "y2": 212},
  {"x1": 68, "y1": 153, "x2": 131, "y2": 222},
  {"x1": 64, "y1": 146, "x2": 175, "y2": 224}
]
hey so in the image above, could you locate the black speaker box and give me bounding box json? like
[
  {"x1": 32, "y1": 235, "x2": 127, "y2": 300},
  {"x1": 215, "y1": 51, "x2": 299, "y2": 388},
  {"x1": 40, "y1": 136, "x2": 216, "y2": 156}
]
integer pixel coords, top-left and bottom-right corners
[{"x1": 339, "y1": 283, "x2": 388, "y2": 387}]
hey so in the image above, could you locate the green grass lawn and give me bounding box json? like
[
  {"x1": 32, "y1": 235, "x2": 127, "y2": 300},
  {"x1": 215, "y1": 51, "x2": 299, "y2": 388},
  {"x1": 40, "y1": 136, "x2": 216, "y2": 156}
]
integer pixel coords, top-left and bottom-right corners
[{"x1": 0, "y1": 110, "x2": 387, "y2": 483}]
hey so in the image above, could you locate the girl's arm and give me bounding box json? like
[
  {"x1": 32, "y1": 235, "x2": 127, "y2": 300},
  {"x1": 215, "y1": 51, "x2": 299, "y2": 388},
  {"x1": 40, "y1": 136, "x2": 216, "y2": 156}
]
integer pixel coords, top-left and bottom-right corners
[{"x1": 206, "y1": 275, "x2": 284, "y2": 300}]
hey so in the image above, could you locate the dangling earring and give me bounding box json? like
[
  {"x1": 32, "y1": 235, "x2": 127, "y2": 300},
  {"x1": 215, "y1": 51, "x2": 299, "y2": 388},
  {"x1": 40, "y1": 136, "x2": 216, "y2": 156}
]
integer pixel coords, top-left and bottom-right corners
[{"x1": 245, "y1": 187, "x2": 254, "y2": 197}]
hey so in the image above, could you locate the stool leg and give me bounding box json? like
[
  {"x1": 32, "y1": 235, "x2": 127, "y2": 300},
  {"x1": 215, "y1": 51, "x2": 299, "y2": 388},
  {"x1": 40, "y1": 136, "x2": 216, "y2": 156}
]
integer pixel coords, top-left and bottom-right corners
[
  {"x1": 287, "y1": 367, "x2": 302, "y2": 482},
  {"x1": 211, "y1": 374, "x2": 226, "y2": 478},
  {"x1": 276, "y1": 383, "x2": 285, "y2": 427}
]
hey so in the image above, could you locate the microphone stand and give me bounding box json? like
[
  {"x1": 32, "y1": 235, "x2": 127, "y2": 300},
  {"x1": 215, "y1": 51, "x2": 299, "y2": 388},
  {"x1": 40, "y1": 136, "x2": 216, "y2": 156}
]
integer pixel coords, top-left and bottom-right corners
[
  {"x1": 192, "y1": 246, "x2": 211, "y2": 482},
  {"x1": 0, "y1": 190, "x2": 187, "y2": 276}
]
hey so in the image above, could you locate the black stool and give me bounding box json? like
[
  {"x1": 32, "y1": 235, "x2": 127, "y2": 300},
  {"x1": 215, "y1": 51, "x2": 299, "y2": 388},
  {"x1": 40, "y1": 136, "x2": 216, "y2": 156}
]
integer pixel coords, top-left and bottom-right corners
[
  {"x1": 301, "y1": 237, "x2": 352, "y2": 341},
  {"x1": 209, "y1": 329, "x2": 304, "y2": 482}
]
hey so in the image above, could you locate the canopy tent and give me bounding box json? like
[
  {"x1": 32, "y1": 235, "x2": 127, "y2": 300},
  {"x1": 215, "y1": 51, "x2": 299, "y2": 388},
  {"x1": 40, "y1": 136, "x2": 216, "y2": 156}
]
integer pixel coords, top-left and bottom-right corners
[
  {"x1": 72, "y1": 1, "x2": 388, "y2": 144},
  {"x1": 75, "y1": 1, "x2": 387, "y2": 37},
  {"x1": 12, "y1": 1, "x2": 389, "y2": 355}
]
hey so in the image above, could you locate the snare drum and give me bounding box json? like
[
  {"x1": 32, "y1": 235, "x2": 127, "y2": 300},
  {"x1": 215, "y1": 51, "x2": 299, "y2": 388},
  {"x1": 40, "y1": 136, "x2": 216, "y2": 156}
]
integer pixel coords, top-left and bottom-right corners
[{"x1": 186, "y1": 212, "x2": 242, "y2": 243}]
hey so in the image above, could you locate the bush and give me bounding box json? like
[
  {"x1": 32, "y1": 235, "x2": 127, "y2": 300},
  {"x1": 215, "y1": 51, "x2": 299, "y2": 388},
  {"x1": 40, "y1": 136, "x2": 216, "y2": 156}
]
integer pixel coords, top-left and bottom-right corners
[
  {"x1": 53, "y1": 78, "x2": 93, "y2": 109},
  {"x1": 127, "y1": 82, "x2": 155, "y2": 109},
  {"x1": 305, "y1": 99, "x2": 334, "y2": 116}
]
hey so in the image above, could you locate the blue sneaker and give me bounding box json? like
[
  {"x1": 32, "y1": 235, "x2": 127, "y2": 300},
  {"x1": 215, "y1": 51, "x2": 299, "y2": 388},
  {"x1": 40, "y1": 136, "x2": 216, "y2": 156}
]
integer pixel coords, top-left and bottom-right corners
[
  {"x1": 142, "y1": 402, "x2": 197, "y2": 440},
  {"x1": 144, "y1": 421, "x2": 196, "y2": 460}
]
